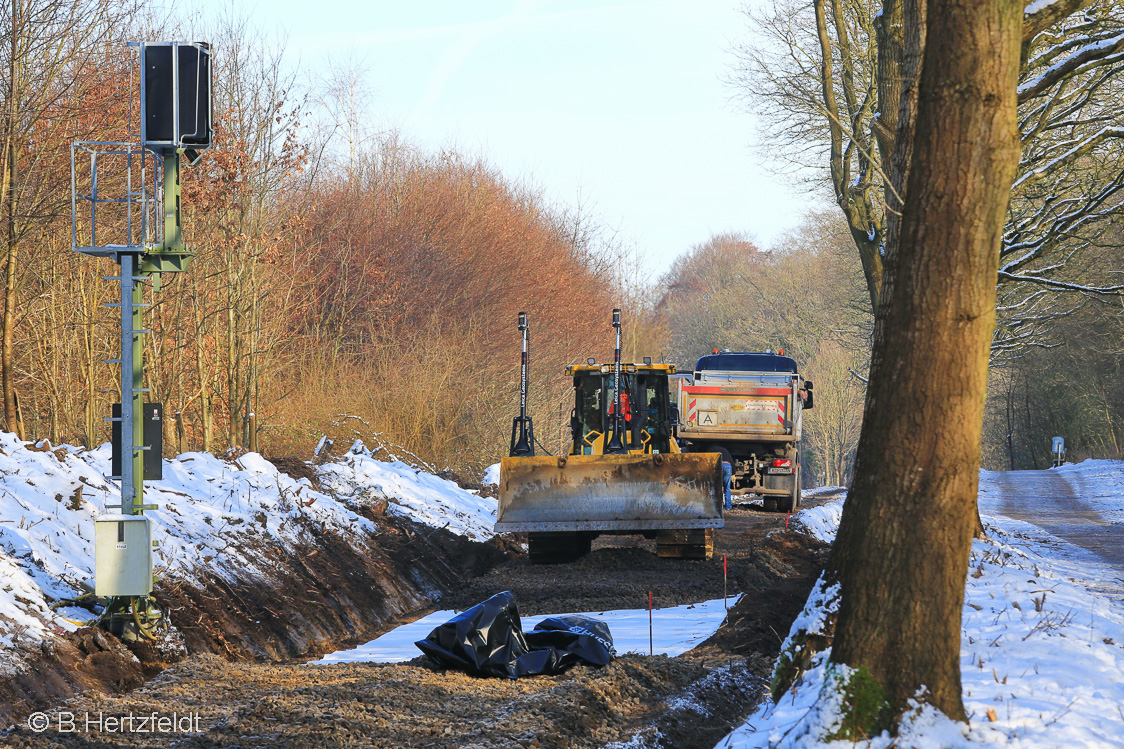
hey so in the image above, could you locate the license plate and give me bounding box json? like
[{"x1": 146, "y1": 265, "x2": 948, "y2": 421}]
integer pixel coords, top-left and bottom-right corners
[{"x1": 766, "y1": 467, "x2": 793, "y2": 475}]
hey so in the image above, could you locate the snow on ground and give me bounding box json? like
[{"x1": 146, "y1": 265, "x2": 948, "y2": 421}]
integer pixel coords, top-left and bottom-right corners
[
  {"x1": 717, "y1": 460, "x2": 1124, "y2": 748},
  {"x1": 314, "y1": 594, "x2": 742, "y2": 665},
  {"x1": 0, "y1": 433, "x2": 497, "y2": 676},
  {"x1": 483, "y1": 462, "x2": 500, "y2": 486},
  {"x1": 791, "y1": 501, "x2": 844, "y2": 544},
  {"x1": 801, "y1": 486, "x2": 846, "y2": 499},
  {"x1": 317, "y1": 441, "x2": 496, "y2": 542},
  {"x1": 1052, "y1": 458, "x2": 1124, "y2": 525}
]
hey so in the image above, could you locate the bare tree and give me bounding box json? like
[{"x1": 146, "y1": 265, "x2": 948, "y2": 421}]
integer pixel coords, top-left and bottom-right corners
[
  {"x1": 828, "y1": 0, "x2": 1026, "y2": 730},
  {"x1": 733, "y1": 0, "x2": 1124, "y2": 355},
  {"x1": 994, "y1": 2, "x2": 1124, "y2": 354},
  {"x1": 803, "y1": 340, "x2": 864, "y2": 486},
  {"x1": 732, "y1": 0, "x2": 887, "y2": 313},
  {"x1": 0, "y1": 0, "x2": 132, "y2": 436},
  {"x1": 311, "y1": 54, "x2": 376, "y2": 181},
  {"x1": 168, "y1": 10, "x2": 307, "y2": 449}
]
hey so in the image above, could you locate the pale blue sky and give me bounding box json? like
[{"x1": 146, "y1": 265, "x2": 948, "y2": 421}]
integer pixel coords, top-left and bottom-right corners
[{"x1": 192, "y1": 0, "x2": 814, "y2": 274}]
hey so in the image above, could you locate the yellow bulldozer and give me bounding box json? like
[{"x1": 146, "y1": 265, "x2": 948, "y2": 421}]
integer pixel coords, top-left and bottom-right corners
[{"x1": 495, "y1": 310, "x2": 724, "y2": 562}]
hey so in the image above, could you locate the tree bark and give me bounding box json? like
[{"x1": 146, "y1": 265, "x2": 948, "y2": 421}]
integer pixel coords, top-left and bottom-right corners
[
  {"x1": 872, "y1": 0, "x2": 903, "y2": 165},
  {"x1": 829, "y1": 0, "x2": 1023, "y2": 723}
]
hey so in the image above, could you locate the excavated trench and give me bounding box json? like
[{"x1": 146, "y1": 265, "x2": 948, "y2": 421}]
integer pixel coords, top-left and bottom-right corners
[
  {"x1": 0, "y1": 470, "x2": 835, "y2": 749},
  {"x1": 0, "y1": 486, "x2": 512, "y2": 728}
]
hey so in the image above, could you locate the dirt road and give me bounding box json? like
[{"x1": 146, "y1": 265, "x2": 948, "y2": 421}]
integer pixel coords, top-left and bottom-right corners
[
  {"x1": 981, "y1": 469, "x2": 1124, "y2": 570},
  {"x1": 0, "y1": 499, "x2": 832, "y2": 749}
]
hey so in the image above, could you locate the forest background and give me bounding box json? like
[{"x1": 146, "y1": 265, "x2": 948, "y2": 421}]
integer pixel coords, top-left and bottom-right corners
[{"x1": 2, "y1": 1, "x2": 1121, "y2": 484}]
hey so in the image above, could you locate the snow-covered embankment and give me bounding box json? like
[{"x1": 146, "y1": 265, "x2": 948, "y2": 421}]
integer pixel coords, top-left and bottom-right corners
[
  {"x1": 718, "y1": 460, "x2": 1124, "y2": 748},
  {"x1": 0, "y1": 434, "x2": 500, "y2": 719}
]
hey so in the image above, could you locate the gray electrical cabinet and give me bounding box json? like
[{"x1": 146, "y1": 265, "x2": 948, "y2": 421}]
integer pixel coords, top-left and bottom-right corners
[{"x1": 94, "y1": 515, "x2": 153, "y2": 597}]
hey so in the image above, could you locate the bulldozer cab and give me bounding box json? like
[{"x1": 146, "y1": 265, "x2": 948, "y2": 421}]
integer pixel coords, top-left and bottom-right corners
[
  {"x1": 568, "y1": 364, "x2": 677, "y2": 455},
  {"x1": 496, "y1": 311, "x2": 721, "y2": 560}
]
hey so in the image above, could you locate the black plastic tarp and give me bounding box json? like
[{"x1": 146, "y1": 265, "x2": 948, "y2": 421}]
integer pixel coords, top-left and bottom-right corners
[{"x1": 415, "y1": 591, "x2": 615, "y2": 678}]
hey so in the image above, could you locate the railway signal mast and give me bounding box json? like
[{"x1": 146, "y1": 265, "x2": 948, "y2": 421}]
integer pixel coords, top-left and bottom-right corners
[{"x1": 71, "y1": 42, "x2": 213, "y2": 638}]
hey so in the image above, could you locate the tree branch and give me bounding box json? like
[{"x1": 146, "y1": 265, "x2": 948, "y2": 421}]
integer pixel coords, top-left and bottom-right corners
[
  {"x1": 997, "y1": 270, "x2": 1124, "y2": 294},
  {"x1": 1018, "y1": 33, "x2": 1124, "y2": 101},
  {"x1": 1023, "y1": 0, "x2": 1093, "y2": 44}
]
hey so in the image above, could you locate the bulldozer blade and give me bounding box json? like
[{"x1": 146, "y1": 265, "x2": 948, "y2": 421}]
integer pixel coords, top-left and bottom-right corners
[{"x1": 495, "y1": 453, "x2": 724, "y2": 533}]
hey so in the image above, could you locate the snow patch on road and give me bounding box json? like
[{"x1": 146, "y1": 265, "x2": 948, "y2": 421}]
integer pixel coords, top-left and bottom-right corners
[
  {"x1": 1052, "y1": 458, "x2": 1124, "y2": 525},
  {"x1": 717, "y1": 460, "x2": 1124, "y2": 748},
  {"x1": 802, "y1": 485, "x2": 845, "y2": 498}
]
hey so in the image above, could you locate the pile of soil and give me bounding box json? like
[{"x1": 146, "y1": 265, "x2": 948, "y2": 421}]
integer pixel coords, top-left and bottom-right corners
[
  {"x1": 0, "y1": 629, "x2": 147, "y2": 729},
  {"x1": 156, "y1": 514, "x2": 510, "y2": 661}
]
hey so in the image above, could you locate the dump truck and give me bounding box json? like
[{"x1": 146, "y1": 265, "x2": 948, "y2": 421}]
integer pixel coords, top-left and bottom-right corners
[
  {"x1": 495, "y1": 310, "x2": 724, "y2": 562},
  {"x1": 676, "y1": 350, "x2": 813, "y2": 512}
]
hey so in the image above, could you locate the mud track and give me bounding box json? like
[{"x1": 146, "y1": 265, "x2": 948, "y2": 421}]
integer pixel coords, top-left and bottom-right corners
[
  {"x1": 984, "y1": 469, "x2": 1124, "y2": 569},
  {"x1": 1, "y1": 495, "x2": 835, "y2": 748}
]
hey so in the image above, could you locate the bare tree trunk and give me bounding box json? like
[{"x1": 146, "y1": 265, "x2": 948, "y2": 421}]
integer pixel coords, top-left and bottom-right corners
[
  {"x1": 227, "y1": 276, "x2": 238, "y2": 447},
  {"x1": 813, "y1": 0, "x2": 885, "y2": 314},
  {"x1": 872, "y1": 0, "x2": 903, "y2": 162},
  {"x1": 829, "y1": 0, "x2": 1023, "y2": 727},
  {"x1": 47, "y1": 263, "x2": 59, "y2": 444},
  {"x1": 195, "y1": 297, "x2": 212, "y2": 452},
  {"x1": 1097, "y1": 380, "x2": 1120, "y2": 457},
  {"x1": 175, "y1": 410, "x2": 185, "y2": 455},
  {"x1": 82, "y1": 272, "x2": 96, "y2": 446},
  {"x1": 2, "y1": 0, "x2": 20, "y2": 437},
  {"x1": 247, "y1": 257, "x2": 261, "y2": 453},
  {"x1": 1006, "y1": 378, "x2": 1016, "y2": 470},
  {"x1": 1023, "y1": 384, "x2": 1040, "y2": 469}
]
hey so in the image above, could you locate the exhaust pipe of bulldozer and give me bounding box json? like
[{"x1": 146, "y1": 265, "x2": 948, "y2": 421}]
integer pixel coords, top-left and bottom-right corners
[
  {"x1": 510, "y1": 311, "x2": 535, "y2": 457},
  {"x1": 605, "y1": 308, "x2": 627, "y2": 454}
]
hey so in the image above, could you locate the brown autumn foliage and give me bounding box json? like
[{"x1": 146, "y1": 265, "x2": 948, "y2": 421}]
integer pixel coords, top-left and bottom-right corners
[
  {"x1": 293, "y1": 146, "x2": 614, "y2": 359},
  {"x1": 2, "y1": 10, "x2": 627, "y2": 475},
  {"x1": 263, "y1": 144, "x2": 623, "y2": 467}
]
